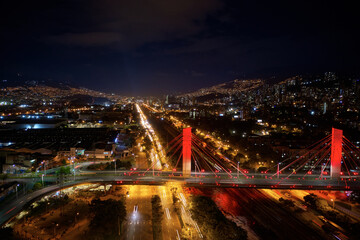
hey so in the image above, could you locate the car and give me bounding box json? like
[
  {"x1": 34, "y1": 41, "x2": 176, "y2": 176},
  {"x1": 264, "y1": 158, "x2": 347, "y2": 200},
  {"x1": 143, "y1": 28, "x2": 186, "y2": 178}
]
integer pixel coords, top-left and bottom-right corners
[{"x1": 318, "y1": 215, "x2": 328, "y2": 223}]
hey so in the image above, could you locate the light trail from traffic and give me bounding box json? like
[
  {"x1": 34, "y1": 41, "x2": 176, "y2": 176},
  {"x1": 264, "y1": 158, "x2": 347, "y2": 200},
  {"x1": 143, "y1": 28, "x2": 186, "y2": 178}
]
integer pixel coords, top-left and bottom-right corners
[
  {"x1": 176, "y1": 186, "x2": 203, "y2": 239},
  {"x1": 136, "y1": 103, "x2": 166, "y2": 170}
]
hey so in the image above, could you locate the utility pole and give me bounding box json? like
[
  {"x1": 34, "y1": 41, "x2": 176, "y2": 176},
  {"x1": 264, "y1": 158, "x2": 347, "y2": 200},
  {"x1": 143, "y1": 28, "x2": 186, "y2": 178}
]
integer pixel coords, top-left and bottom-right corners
[
  {"x1": 237, "y1": 162, "x2": 240, "y2": 179},
  {"x1": 320, "y1": 164, "x2": 325, "y2": 179},
  {"x1": 114, "y1": 159, "x2": 117, "y2": 175},
  {"x1": 118, "y1": 216, "x2": 121, "y2": 236},
  {"x1": 277, "y1": 163, "x2": 280, "y2": 179},
  {"x1": 194, "y1": 161, "x2": 197, "y2": 177},
  {"x1": 153, "y1": 160, "x2": 155, "y2": 177}
]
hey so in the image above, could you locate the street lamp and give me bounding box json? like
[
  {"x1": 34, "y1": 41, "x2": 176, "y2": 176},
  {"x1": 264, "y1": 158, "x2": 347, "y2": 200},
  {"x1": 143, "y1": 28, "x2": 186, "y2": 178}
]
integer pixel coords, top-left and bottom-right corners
[
  {"x1": 16, "y1": 184, "x2": 19, "y2": 199},
  {"x1": 72, "y1": 159, "x2": 76, "y2": 181},
  {"x1": 113, "y1": 159, "x2": 116, "y2": 175},
  {"x1": 41, "y1": 174, "x2": 44, "y2": 187},
  {"x1": 54, "y1": 223, "x2": 59, "y2": 237},
  {"x1": 42, "y1": 160, "x2": 47, "y2": 176}
]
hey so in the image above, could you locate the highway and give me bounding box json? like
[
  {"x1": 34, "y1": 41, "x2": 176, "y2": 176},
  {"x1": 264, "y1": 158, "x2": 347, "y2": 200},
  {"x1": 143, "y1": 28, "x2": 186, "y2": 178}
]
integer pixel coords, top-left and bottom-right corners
[
  {"x1": 158, "y1": 185, "x2": 182, "y2": 240},
  {"x1": 0, "y1": 180, "x2": 78, "y2": 227},
  {"x1": 136, "y1": 104, "x2": 165, "y2": 169},
  {"x1": 123, "y1": 185, "x2": 154, "y2": 240},
  {"x1": 208, "y1": 188, "x2": 328, "y2": 240}
]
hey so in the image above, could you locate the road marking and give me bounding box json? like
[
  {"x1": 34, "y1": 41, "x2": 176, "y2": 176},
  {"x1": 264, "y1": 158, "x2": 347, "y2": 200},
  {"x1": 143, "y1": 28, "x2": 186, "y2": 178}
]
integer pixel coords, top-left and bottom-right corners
[
  {"x1": 179, "y1": 193, "x2": 187, "y2": 206},
  {"x1": 176, "y1": 230, "x2": 181, "y2": 240},
  {"x1": 165, "y1": 208, "x2": 171, "y2": 220},
  {"x1": 193, "y1": 221, "x2": 203, "y2": 238},
  {"x1": 5, "y1": 206, "x2": 16, "y2": 214}
]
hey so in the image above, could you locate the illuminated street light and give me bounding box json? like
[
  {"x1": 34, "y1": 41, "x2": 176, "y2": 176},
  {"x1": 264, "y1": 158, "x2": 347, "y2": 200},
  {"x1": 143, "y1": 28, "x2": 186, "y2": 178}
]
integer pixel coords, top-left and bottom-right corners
[
  {"x1": 136, "y1": 104, "x2": 165, "y2": 169},
  {"x1": 15, "y1": 184, "x2": 19, "y2": 199},
  {"x1": 72, "y1": 159, "x2": 76, "y2": 181}
]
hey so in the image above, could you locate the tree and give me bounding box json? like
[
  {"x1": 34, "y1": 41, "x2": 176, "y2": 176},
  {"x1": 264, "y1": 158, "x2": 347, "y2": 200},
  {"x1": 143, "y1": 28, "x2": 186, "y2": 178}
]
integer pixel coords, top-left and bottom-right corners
[
  {"x1": 57, "y1": 166, "x2": 71, "y2": 175},
  {"x1": 279, "y1": 197, "x2": 295, "y2": 207},
  {"x1": 87, "y1": 198, "x2": 127, "y2": 240},
  {"x1": 350, "y1": 191, "x2": 360, "y2": 204},
  {"x1": 151, "y1": 195, "x2": 163, "y2": 240},
  {"x1": 0, "y1": 227, "x2": 18, "y2": 240},
  {"x1": 234, "y1": 153, "x2": 245, "y2": 163},
  {"x1": 190, "y1": 195, "x2": 247, "y2": 240},
  {"x1": 0, "y1": 173, "x2": 9, "y2": 183},
  {"x1": 151, "y1": 195, "x2": 163, "y2": 221},
  {"x1": 304, "y1": 193, "x2": 318, "y2": 209},
  {"x1": 32, "y1": 182, "x2": 43, "y2": 191},
  {"x1": 172, "y1": 193, "x2": 179, "y2": 204},
  {"x1": 257, "y1": 167, "x2": 267, "y2": 173}
]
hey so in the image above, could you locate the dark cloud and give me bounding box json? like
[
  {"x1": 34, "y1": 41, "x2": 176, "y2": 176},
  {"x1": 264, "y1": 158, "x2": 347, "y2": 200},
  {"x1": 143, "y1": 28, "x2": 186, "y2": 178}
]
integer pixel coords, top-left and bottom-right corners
[
  {"x1": 47, "y1": 32, "x2": 122, "y2": 46},
  {"x1": 46, "y1": 0, "x2": 223, "y2": 49},
  {"x1": 191, "y1": 71, "x2": 206, "y2": 77},
  {"x1": 0, "y1": 0, "x2": 359, "y2": 95}
]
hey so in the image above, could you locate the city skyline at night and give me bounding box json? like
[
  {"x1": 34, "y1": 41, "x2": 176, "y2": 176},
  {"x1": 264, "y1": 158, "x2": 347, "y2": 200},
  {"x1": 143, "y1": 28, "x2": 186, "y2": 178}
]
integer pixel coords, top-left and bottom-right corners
[{"x1": 1, "y1": 1, "x2": 360, "y2": 240}]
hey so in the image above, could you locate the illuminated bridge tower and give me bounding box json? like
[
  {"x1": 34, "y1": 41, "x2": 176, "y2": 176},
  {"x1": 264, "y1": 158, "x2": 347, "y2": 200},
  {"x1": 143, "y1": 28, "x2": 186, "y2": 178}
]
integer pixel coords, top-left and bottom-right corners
[
  {"x1": 330, "y1": 128, "x2": 343, "y2": 179},
  {"x1": 183, "y1": 127, "x2": 192, "y2": 177}
]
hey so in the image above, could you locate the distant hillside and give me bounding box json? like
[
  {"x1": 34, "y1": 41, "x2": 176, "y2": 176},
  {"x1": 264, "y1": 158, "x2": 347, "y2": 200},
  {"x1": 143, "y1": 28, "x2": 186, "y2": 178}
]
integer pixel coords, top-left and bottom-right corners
[
  {"x1": 0, "y1": 76, "x2": 119, "y2": 105},
  {"x1": 1, "y1": 77, "x2": 77, "y2": 89},
  {"x1": 178, "y1": 78, "x2": 265, "y2": 98},
  {"x1": 176, "y1": 73, "x2": 359, "y2": 103}
]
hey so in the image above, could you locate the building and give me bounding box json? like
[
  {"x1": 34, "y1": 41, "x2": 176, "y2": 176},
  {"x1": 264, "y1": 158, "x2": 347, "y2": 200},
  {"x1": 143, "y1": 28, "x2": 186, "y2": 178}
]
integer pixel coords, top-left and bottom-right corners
[{"x1": 57, "y1": 145, "x2": 115, "y2": 160}]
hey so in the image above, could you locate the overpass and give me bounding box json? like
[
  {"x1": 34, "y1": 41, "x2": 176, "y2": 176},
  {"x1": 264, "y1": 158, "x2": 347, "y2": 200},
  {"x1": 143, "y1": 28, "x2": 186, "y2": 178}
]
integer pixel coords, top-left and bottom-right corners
[
  {"x1": 1, "y1": 168, "x2": 360, "y2": 227},
  {"x1": 2, "y1": 125, "x2": 360, "y2": 226}
]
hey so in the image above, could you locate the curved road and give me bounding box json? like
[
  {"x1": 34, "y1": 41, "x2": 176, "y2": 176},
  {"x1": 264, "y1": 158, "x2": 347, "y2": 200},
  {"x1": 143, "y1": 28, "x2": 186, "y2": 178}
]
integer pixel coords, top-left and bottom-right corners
[{"x1": 1, "y1": 170, "x2": 359, "y2": 227}]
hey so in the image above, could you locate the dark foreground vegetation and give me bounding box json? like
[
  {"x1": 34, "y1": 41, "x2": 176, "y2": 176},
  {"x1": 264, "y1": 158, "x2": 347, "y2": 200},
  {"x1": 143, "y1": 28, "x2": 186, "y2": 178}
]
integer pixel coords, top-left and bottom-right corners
[
  {"x1": 87, "y1": 160, "x2": 132, "y2": 170},
  {"x1": 190, "y1": 195, "x2": 247, "y2": 240},
  {"x1": 85, "y1": 198, "x2": 127, "y2": 240},
  {"x1": 151, "y1": 195, "x2": 163, "y2": 240}
]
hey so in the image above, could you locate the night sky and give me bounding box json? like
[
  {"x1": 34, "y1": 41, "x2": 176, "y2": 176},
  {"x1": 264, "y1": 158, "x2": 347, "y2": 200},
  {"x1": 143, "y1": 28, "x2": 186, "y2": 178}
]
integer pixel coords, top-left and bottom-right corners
[{"x1": 0, "y1": 1, "x2": 359, "y2": 95}]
